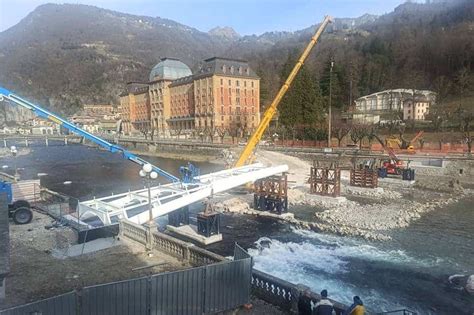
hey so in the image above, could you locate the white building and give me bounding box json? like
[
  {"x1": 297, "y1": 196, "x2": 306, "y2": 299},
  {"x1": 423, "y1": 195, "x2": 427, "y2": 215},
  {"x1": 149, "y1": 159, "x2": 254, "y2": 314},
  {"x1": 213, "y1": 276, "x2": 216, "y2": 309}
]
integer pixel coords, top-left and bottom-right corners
[{"x1": 353, "y1": 89, "x2": 436, "y2": 124}]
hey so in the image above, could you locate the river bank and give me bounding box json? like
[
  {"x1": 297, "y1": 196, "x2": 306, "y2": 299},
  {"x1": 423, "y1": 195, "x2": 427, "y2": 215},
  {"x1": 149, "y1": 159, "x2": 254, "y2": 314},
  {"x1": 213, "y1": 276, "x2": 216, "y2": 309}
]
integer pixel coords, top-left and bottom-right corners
[
  {"x1": 3, "y1": 144, "x2": 473, "y2": 314},
  {"x1": 229, "y1": 150, "x2": 474, "y2": 241}
]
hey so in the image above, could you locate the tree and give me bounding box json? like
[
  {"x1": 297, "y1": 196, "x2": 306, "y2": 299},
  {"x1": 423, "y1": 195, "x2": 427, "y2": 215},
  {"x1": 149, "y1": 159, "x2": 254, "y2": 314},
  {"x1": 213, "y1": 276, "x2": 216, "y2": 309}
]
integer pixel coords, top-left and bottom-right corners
[
  {"x1": 332, "y1": 119, "x2": 351, "y2": 147},
  {"x1": 216, "y1": 127, "x2": 226, "y2": 144},
  {"x1": 350, "y1": 124, "x2": 369, "y2": 149},
  {"x1": 279, "y1": 53, "x2": 325, "y2": 131}
]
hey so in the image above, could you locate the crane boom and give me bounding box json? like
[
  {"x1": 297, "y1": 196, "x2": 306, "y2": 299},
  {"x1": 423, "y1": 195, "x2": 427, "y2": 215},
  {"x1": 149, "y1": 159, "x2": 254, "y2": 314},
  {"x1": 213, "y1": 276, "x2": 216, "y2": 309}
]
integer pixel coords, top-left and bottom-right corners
[
  {"x1": 234, "y1": 15, "x2": 333, "y2": 167},
  {"x1": 0, "y1": 86, "x2": 180, "y2": 182}
]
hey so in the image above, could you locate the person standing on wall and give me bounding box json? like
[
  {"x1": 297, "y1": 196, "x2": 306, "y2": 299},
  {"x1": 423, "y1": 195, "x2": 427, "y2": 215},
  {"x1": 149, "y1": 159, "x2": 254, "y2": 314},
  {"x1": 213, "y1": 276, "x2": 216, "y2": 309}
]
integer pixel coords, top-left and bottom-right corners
[
  {"x1": 313, "y1": 289, "x2": 335, "y2": 315},
  {"x1": 343, "y1": 296, "x2": 365, "y2": 315}
]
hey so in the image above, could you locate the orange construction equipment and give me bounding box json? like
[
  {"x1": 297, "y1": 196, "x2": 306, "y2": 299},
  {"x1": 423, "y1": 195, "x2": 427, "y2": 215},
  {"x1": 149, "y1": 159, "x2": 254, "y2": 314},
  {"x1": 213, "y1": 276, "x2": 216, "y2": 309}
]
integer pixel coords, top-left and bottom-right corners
[{"x1": 386, "y1": 130, "x2": 424, "y2": 153}]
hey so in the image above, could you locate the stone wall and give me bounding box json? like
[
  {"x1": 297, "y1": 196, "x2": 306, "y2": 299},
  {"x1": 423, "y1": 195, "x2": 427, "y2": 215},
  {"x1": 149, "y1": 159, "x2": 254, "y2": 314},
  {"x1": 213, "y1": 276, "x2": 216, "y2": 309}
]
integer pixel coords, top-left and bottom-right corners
[{"x1": 0, "y1": 194, "x2": 10, "y2": 301}]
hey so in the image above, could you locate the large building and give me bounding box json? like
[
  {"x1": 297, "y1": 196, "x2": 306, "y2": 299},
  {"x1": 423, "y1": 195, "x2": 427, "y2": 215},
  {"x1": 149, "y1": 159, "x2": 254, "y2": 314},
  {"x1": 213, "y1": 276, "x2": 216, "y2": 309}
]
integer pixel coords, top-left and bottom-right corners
[
  {"x1": 119, "y1": 82, "x2": 150, "y2": 134},
  {"x1": 119, "y1": 57, "x2": 260, "y2": 136},
  {"x1": 353, "y1": 89, "x2": 436, "y2": 124}
]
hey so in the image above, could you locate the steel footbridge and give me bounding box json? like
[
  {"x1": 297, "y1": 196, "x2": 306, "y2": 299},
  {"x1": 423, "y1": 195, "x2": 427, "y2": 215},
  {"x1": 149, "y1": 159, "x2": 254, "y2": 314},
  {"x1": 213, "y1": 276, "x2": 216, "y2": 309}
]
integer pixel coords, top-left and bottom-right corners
[{"x1": 78, "y1": 163, "x2": 288, "y2": 226}]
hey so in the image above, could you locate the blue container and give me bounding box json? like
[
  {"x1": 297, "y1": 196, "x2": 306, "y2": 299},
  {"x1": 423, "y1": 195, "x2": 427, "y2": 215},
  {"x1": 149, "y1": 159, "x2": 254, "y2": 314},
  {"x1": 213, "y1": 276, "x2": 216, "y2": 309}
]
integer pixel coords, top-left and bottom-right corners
[{"x1": 378, "y1": 168, "x2": 388, "y2": 178}]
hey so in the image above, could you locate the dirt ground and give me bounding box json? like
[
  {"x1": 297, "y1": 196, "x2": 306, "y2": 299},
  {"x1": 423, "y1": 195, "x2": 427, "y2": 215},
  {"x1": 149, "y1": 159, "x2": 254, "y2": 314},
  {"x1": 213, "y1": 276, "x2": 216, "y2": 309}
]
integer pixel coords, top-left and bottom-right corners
[{"x1": 0, "y1": 212, "x2": 188, "y2": 309}]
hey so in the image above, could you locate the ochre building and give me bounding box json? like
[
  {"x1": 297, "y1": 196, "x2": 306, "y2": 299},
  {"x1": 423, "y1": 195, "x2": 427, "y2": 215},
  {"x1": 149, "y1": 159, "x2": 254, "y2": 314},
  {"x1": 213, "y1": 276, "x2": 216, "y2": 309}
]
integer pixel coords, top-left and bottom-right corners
[{"x1": 119, "y1": 57, "x2": 260, "y2": 136}]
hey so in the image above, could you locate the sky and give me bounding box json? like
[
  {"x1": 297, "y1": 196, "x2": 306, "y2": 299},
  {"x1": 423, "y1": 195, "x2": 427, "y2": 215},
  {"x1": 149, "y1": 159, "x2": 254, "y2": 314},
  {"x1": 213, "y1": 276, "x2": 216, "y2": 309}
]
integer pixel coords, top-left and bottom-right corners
[{"x1": 0, "y1": 0, "x2": 406, "y2": 35}]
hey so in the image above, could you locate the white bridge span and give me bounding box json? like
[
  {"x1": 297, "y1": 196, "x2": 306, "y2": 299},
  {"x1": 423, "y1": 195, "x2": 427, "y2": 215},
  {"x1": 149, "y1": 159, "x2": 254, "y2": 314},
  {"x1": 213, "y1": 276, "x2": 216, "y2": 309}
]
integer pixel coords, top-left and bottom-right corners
[{"x1": 78, "y1": 163, "x2": 288, "y2": 226}]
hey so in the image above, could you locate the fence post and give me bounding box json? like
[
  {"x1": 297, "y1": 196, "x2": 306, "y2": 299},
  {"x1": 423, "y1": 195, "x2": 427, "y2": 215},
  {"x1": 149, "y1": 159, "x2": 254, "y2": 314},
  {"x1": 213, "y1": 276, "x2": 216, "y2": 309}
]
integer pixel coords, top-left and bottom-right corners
[{"x1": 75, "y1": 288, "x2": 82, "y2": 314}]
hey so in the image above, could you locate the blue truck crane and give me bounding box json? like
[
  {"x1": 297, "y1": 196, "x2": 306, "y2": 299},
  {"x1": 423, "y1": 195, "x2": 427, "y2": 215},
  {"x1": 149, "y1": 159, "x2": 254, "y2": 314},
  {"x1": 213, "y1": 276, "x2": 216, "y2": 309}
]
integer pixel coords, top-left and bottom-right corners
[
  {"x1": 0, "y1": 86, "x2": 180, "y2": 182},
  {"x1": 0, "y1": 86, "x2": 183, "y2": 224}
]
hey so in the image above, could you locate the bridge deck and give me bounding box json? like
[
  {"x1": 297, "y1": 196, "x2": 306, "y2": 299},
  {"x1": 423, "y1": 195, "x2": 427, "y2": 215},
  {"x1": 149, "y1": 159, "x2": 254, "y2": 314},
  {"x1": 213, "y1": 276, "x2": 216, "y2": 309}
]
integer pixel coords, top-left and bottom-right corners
[{"x1": 78, "y1": 163, "x2": 288, "y2": 226}]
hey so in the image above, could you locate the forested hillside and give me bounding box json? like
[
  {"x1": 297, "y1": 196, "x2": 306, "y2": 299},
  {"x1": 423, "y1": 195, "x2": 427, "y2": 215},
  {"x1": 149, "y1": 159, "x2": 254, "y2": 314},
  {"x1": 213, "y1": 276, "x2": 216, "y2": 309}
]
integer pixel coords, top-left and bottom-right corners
[{"x1": 0, "y1": 0, "x2": 472, "y2": 117}]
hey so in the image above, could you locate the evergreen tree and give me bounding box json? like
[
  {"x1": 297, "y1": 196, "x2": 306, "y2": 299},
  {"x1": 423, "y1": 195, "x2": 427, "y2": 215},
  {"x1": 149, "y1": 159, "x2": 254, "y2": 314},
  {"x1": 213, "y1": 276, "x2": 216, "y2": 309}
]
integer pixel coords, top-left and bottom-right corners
[{"x1": 278, "y1": 53, "x2": 324, "y2": 129}]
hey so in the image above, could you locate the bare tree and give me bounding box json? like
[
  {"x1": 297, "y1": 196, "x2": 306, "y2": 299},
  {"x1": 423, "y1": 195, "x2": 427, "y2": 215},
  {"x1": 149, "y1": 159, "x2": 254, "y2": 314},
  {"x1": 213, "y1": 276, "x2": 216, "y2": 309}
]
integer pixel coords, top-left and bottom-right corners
[
  {"x1": 332, "y1": 120, "x2": 351, "y2": 147},
  {"x1": 350, "y1": 124, "x2": 369, "y2": 149},
  {"x1": 461, "y1": 112, "x2": 473, "y2": 156},
  {"x1": 169, "y1": 126, "x2": 183, "y2": 140},
  {"x1": 216, "y1": 127, "x2": 226, "y2": 144}
]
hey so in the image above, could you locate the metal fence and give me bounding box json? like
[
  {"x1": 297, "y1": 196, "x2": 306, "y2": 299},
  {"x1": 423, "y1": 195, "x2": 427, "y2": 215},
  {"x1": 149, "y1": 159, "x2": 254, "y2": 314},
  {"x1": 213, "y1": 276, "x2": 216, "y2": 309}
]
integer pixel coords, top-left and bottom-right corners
[{"x1": 0, "y1": 244, "x2": 252, "y2": 315}]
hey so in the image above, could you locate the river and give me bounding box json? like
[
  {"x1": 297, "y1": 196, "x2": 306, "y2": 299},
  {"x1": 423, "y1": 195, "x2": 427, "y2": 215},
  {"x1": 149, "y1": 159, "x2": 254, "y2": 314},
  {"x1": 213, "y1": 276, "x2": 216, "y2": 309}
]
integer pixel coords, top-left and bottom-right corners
[{"x1": 2, "y1": 142, "x2": 473, "y2": 314}]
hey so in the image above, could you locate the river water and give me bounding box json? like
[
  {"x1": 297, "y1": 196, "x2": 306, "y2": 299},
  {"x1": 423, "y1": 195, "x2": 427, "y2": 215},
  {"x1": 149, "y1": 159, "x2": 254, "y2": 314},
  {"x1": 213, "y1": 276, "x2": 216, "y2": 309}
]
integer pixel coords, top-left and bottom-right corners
[{"x1": 2, "y1": 142, "x2": 473, "y2": 314}]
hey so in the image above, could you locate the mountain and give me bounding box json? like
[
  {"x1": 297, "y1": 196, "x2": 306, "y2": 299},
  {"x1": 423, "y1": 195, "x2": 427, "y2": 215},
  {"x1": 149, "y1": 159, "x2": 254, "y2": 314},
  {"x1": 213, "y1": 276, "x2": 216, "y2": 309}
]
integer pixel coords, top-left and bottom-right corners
[
  {"x1": 208, "y1": 26, "x2": 241, "y2": 41},
  {"x1": 0, "y1": 3, "x2": 227, "y2": 114},
  {"x1": 0, "y1": 1, "x2": 473, "y2": 117}
]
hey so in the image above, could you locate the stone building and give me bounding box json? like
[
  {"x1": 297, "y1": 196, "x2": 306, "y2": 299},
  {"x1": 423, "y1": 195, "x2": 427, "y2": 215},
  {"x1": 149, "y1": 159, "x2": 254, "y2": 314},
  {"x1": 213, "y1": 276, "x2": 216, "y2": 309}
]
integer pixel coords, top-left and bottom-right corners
[
  {"x1": 166, "y1": 57, "x2": 260, "y2": 134},
  {"x1": 119, "y1": 57, "x2": 260, "y2": 136},
  {"x1": 83, "y1": 104, "x2": 115, "y2": 117},
  {"x1": 149, "y1": 58, "x2": 192, "y2": 134},
  {"x1": 353, "y1": 89, "x2": 436, "y2": 124},
  {"x1": 119, "y1": 82, "x2": 150, "y2": 134}
]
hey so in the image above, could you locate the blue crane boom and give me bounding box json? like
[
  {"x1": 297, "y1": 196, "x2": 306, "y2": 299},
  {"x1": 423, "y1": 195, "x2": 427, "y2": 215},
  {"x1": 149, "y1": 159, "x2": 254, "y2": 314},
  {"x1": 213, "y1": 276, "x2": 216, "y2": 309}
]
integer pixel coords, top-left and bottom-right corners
[{"x1": 0, "y1": 86, "x2": 180, "y2": 182}]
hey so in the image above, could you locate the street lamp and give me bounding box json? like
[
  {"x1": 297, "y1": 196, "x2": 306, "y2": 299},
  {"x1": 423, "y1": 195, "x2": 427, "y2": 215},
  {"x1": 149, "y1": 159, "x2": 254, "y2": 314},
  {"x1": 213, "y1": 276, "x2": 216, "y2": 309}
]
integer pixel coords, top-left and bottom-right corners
[
  {"x1": 328, "y1": 61, "x2": 334, "y2": 148},
  {"x1": 10, "y1": 145, "x2": 18, "y2": 180},
  {"x1": 139, "y1": 163, "x2": 158, "y2": 225}
]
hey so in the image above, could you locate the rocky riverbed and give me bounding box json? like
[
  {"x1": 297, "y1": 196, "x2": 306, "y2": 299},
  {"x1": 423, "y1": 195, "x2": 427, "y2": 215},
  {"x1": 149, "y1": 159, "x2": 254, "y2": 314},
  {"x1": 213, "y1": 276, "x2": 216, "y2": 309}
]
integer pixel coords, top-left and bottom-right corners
[{"x1": 218, "y1": 150, "x2": 474, "y2": 241}]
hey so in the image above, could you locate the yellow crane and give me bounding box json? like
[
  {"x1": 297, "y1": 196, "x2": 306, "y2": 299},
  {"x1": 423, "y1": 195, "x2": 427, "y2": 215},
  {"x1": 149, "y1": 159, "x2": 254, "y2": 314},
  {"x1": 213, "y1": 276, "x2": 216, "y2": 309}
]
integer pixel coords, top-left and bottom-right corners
[{"x1": 234, "y1": 15, "x2": 333, "y2": 167}]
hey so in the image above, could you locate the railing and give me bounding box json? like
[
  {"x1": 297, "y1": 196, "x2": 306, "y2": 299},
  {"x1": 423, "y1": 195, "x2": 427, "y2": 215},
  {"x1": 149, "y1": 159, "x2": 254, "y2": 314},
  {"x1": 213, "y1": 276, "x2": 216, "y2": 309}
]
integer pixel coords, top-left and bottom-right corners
[
  {"x1": 120, "y1": 220, "x2": 226, "y2": 265},
  {"x1": 120, "y1": 219, "x2": 147, "y2": 246},
  {"x1": 376, "y1": 309, "x2": 418, "y2": 315},
  {"x1": 251, "y1": 269, "x2": 348, "y2": 315}
]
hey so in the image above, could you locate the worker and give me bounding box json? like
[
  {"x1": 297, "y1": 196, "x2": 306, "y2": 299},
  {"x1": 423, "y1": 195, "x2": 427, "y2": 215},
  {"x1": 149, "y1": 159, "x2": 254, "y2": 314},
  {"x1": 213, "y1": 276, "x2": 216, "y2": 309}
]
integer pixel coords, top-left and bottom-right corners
[
  {"x1": 343, "y1": 296, "x2": 365, "y2": 315},
  {"x1": 298, "y1": 289, "x2": 313, "y2": 315},
  {"x1": 312, "y1": 289, "x2": 335, "y2": 315}
]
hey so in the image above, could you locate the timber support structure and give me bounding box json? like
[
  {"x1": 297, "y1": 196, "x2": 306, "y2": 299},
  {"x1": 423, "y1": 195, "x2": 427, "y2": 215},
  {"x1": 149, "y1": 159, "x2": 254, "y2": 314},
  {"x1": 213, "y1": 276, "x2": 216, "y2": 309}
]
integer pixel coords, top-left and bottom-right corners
[
  {"x1": 309, "y1": 162, "x2": 341, "y2": 197},
  {"x1": 253, "y1": 173, "x2": 288, "y2": 214}
]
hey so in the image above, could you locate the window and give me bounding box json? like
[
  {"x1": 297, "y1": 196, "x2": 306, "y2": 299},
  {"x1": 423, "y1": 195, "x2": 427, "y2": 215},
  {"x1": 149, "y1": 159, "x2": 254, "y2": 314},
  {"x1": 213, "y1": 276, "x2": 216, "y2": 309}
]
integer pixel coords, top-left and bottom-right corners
[
  {"x1": 221, "y1": 116, "x2": 224, "y2": 121},
  {"x1": 229, "y1": 79, "x2": 231, "y2": 86},
  {"x1": 236, "y1": 80, "x2": 240, "y2": 87},
  {"x1": 251, "y1": 81, "x2": 254, "y2": 88},
  {"x1": 244, "y1": 81, "x2": 247, "y2": 87},
  {"x1": 229, "y1": 87, "x2": 232, "y2": 94},
  {"x1": 221, "y1": 106, "x2": 224, "y2": 114},
  {"x1": 221, "y1": 96, "x2": 224, "y2": 105},
  {"x1": 220, "y1": 78, "x2": 223, "y2": 85}
]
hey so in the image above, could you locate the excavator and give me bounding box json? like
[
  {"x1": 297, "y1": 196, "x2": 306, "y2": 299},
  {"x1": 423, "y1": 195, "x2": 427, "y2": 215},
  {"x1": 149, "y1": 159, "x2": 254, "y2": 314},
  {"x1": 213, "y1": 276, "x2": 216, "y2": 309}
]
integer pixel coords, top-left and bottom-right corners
[
  {"x1": 234, "y1": 15, "x2": 333, "y2": 167},
  {"x1": 385, "y1": 130, "x2": 424, "y2": 153},
  {"x1": 374, "y1": 134, "x2": 405, "y2": 175}
]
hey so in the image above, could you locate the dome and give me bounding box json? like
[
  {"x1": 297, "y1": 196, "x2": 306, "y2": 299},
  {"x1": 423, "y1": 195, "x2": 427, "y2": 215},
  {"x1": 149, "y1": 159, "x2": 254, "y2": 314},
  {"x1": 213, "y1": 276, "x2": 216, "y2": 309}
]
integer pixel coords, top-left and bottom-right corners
[{"x1": 149, "y1": 58, "x2": 192, "y2": 81}]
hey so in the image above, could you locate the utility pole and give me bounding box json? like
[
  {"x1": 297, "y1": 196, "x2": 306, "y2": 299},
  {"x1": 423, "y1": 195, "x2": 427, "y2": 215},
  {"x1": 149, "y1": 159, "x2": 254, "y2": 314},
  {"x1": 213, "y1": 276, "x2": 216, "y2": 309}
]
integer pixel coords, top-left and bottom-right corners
[{"x1": 328, "y1": 61, "x2": 334, "y2": 147}]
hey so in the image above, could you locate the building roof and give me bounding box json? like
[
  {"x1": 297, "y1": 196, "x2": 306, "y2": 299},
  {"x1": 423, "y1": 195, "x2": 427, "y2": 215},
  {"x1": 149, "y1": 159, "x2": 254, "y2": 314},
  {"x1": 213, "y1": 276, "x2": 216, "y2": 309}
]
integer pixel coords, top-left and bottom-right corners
[
  {"x1": 124, "y1": 82, "x2": 149, "y2": 95},
  {"x1": 356, "y1": 89, "x2": 436, "y2": 102},
  {"x1": 169, "y1": 75, "x2": 194, "y2": 88},
  {"x1": 149, "y1": 58, "x2": 193, "y2": 81},
  {"x1": 194, "y1": 57, "x2": 259, "y2": 79}
]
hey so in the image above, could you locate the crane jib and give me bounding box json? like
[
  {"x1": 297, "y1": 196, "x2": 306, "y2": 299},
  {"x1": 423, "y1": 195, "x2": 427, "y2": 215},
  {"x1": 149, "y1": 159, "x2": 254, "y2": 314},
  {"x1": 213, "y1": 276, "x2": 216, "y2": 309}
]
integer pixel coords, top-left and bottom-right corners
[{"x1": 0, "y1": 86, "x2": 181, "y2": 183}]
